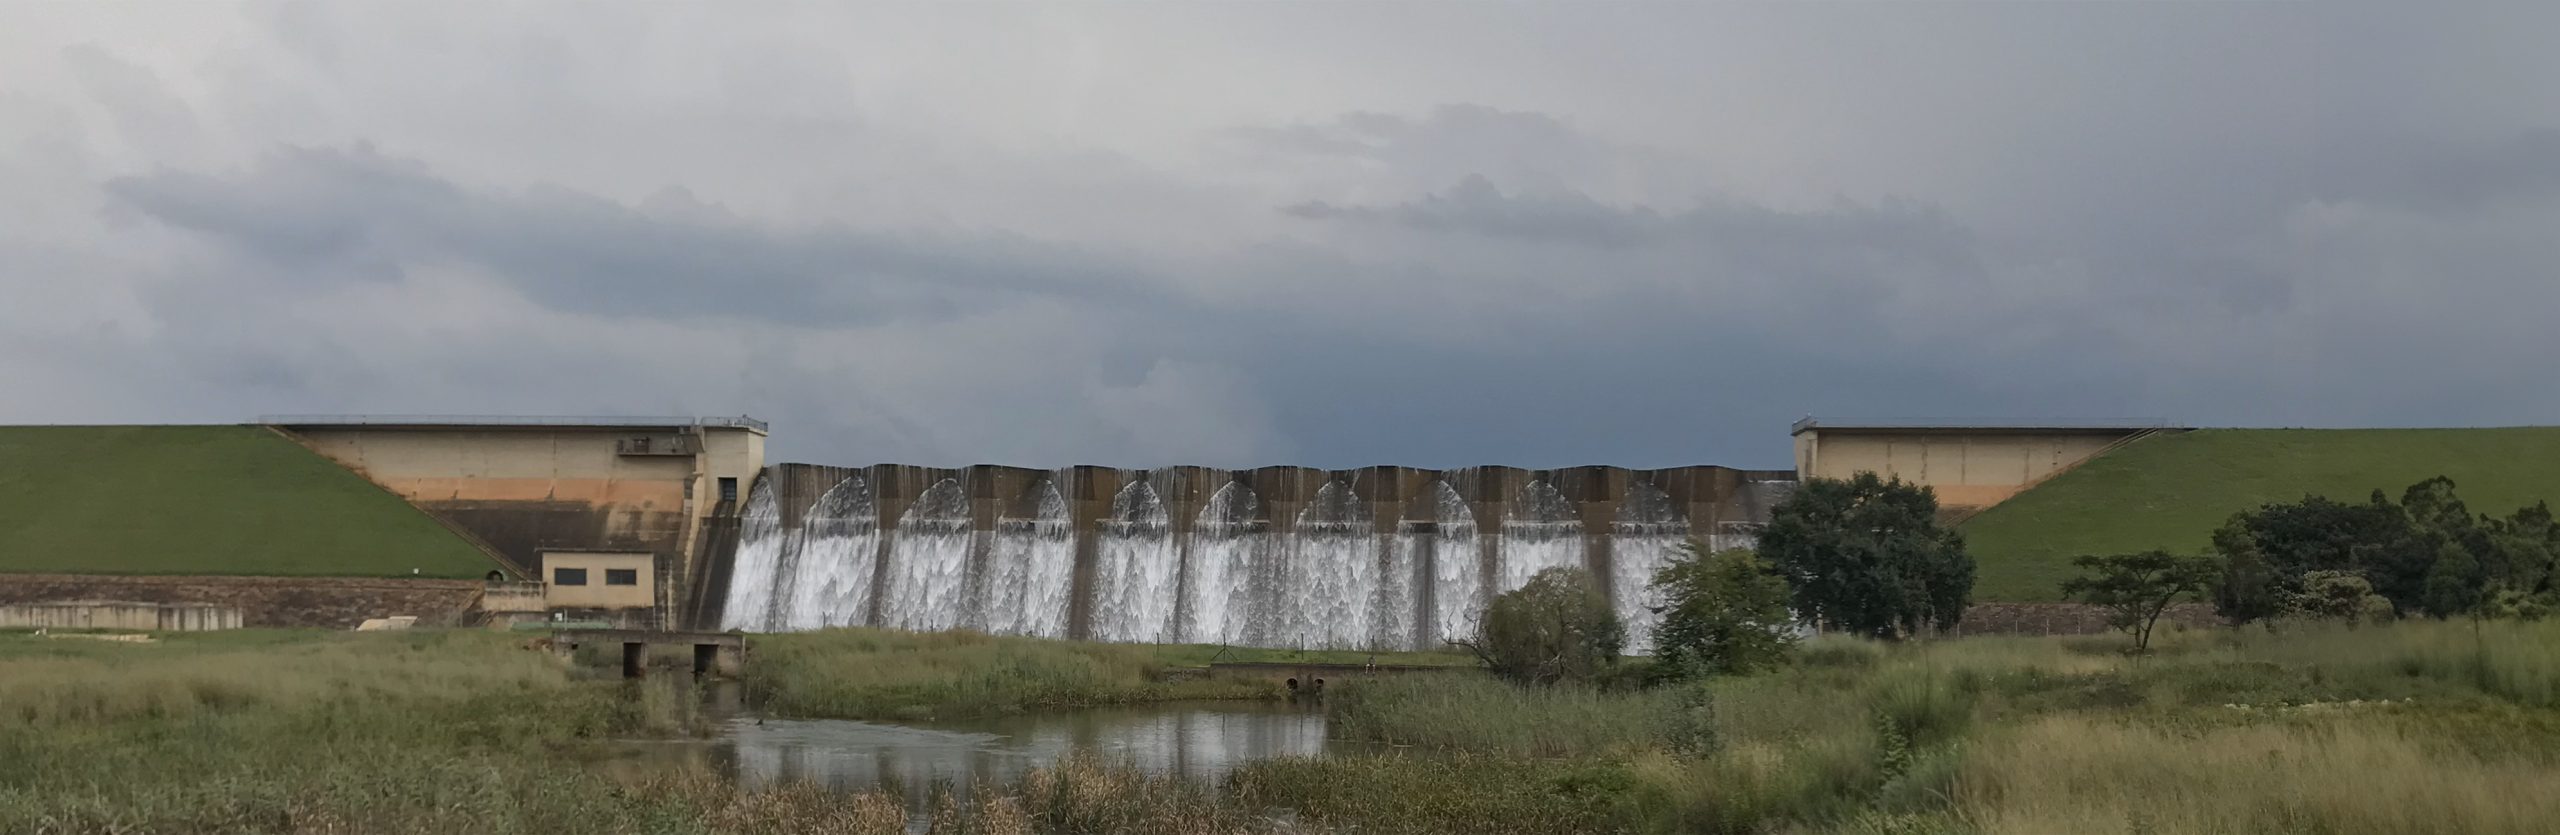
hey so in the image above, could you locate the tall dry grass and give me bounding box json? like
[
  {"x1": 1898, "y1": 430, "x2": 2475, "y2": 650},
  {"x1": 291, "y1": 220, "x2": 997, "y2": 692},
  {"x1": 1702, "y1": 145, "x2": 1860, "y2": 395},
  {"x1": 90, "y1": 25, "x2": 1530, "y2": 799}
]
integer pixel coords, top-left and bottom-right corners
[
  {"x1": 1941, "y1": 713, "x2": 2560, "y2": 835},
  {"x1": 1, "y1": 630, "x2": 568, "y2": 726},
  {"x1": 1324, "y1": 674, "x2": 1676, "y2": 756}
]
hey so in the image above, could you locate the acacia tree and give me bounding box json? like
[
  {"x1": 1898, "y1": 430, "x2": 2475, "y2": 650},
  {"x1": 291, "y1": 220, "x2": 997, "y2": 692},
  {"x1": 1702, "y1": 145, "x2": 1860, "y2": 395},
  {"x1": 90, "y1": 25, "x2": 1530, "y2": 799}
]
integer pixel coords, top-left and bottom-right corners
[
  {"x1": 1457, "y1": 567, "x2": 1623, "y2": 685},
  {"x1": 2060, "y1": 551, "x2": 2219, "y2": 652},
  {"x1": 1758, "y1": 473, "x2": 1975, "y2": 639},
  {"x1": 1649, "y1": 543, "x2": 1797, "y2": 678}
]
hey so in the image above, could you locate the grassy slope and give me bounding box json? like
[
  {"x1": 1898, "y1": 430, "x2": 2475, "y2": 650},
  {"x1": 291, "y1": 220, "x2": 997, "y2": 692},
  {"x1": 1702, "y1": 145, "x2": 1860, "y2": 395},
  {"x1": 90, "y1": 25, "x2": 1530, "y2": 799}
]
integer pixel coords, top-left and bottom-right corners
[
  {"x1": 0, "y1": 425, "x2": 499, "y2": 578},
  {"x1": 1963, "y1": 427, "x2": 2560, "y2": 601}
]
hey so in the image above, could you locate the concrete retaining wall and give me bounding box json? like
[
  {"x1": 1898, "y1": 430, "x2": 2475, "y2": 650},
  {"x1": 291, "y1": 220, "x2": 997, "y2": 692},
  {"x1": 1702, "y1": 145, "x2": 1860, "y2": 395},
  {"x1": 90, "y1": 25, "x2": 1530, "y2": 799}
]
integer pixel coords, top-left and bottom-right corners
[
  {"x1": 1, "y1": 601, "x2": 244, "y2": 631},
  {"x1": 0, "y1": 575, "x2": 484, "y2": 629}
]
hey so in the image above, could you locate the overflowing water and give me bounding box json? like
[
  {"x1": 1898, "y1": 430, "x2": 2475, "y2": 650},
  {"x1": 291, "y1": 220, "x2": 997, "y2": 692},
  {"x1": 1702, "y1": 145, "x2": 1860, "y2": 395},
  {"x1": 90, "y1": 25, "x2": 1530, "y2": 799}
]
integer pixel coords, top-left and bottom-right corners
[
  {"x1": 1092, "y1": 479, "x2": 1179, "y2": 643},
  {"x1": 784, "y1": 475, "x2": 881, "y2": 630},
  {"x1": 716, "y1": 466, "x2": 1787, "y2": 651},
  {"x1": 1611, "y1": 483, "x2": 1691, "y2": 653},
  {"x1": 981, "y1": 478, "x2": 1073, "y2": 638},
  {"x1": 1182, "y1": 482, "x2": 1259, "y2": 645},
  {"x1": 879, "y1": 479, "x2": 973, "y2": 632},
  {"x1": 1499, "y1": 481, "x2": 1585, "y2": 594},
  {"x1": 1417, "y1": 481, "x2": 1484, "y2": 645}
]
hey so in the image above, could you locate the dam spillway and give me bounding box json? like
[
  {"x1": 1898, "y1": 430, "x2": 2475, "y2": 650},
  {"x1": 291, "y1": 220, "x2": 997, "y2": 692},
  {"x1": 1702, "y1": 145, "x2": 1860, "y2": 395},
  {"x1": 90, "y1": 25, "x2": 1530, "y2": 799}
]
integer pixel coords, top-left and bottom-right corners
[{"x1": 708, "y1": 464, "x2": 1795, "y2": 652}]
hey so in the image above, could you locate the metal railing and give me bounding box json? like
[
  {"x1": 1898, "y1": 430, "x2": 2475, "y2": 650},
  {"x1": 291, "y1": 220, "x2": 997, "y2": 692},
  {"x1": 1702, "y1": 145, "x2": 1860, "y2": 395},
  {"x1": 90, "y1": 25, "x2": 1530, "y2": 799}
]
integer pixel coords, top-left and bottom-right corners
[
  {"x1": 261, "y1": 414, "x2": 769, "y2": 433},
  {"x1": 1790, "y1": 416, "x2": 2176, "y2": 434}
]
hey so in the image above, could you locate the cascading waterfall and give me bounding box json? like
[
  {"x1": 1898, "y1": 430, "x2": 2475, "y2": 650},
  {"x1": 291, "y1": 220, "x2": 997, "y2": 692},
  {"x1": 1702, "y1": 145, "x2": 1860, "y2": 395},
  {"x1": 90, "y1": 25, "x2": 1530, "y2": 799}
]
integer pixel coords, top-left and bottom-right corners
[
  {"x1": 1368, "y1": 497, "x2": 1420, "y2": 651},
  {"x1": 1277, "y1": 482, "x2": 1379, "y2": 649},
  {"x1": 710, "y1": 465, "x2": 1788, "y2": 651},
  {"x1": 879, "y1": 478, "x2": 973, "y2": 632},
  {"x1": 718, "y1": 482, "x2": 786, "y2": 631},
  {"x1": 1183, "y1": 481, "x2": 1260, "y2": 645},
  {"x1": 1500, "y1": 480, "x2": 1585, "y2": 593},
  {"x1": 1611, "y1": 483, "x2": 1690, "y2": 653},
  {"x1": 982, "y1": 478, "x2": 1073, "y2": 638},
  {"x1": 1416, "y1": 481, "x2": 1483, "y2": 645},
  {"x1": 781, "y1": 474, "x2": 879, "y2": 630},
  {"x1": 1092, "y1": 479, "x2": 1178, "y2": 643}
]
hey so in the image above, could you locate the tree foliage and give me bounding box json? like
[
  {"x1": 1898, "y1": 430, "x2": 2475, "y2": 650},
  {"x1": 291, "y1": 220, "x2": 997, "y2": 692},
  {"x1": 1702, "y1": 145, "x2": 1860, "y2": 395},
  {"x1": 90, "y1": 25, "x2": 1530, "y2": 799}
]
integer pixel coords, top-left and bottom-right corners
[
  {"x1": 2211, "y1": 477, "x2": 2560, "y2": 623},
  {"x1": 2290, "y1": 570, "x2": 2396, "y2": 624},
  {"x1": 2059, "y1": 550, "x2": 2219, "y2": 651},
  {"x1": 1460, "y1": 567, "x2": 1624, "y2": 685},
  {"x1": 1758, "y1": 472, "x2": 1975, "y2": 639},
  {"x1": 1649, "y1": 543, "x2": 1797, "y2": 678}
]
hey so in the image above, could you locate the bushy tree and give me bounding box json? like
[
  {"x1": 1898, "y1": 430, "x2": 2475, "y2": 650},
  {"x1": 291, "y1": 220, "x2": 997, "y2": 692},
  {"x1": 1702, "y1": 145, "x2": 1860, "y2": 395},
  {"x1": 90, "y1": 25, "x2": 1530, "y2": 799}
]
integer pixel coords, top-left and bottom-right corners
[
  {"x1": 2060, "y1": 551, "x2": 2219, "y2": 652},
  {"x1": 1460, "y1": 567, "x2": 1623, "y2": 685},
  {"x1": 1649, "y1": 544, "x2": 1797, "y2": 678},
  {"x1": 2213, "y1": 477, "x2": 2560, "y2": 622},
  {"x1": 1758, "y1": 473, "x2": 1975, "y2": 639},
  {"x1": 2289, "y1": 570, "x2": 2396, "y2": 624},
  {"x1": 2209, "y1": 493, "x2": 2411, "y2": 618}
]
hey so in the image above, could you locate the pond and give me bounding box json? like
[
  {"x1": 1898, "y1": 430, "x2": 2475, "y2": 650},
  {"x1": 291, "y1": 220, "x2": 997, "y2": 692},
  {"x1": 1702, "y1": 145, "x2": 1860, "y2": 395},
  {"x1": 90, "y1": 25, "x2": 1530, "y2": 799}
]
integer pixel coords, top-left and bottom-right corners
[{"x1": 599, "y1": 686, "x2": 1360, "y2": 807}]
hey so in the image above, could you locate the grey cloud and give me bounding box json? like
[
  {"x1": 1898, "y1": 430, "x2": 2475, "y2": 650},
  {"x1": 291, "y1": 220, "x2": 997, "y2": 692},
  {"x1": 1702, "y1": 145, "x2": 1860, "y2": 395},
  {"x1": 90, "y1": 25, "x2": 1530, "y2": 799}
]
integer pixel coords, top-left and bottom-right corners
[
  {"x1": 1284, "y1": 175, "x2": 1666, "y2": 248},
  {"x1": 104, "y1": 145, "x2": 1158, "y2": 326},
  {"x1": 13, "y1": 3, "x2": 2560, "y2": 470}
]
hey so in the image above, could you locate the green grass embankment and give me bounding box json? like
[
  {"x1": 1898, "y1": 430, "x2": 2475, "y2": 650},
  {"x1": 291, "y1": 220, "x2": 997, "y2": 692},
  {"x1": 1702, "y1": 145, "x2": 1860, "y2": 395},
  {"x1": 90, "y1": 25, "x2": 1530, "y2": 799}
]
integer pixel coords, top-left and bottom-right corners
[
  {"x1": 1962, "y1": 427, "x2": 2560, "y2": 600},
  {"x1": 0, "y1": 425, "x2": 498, "y2": 578}
]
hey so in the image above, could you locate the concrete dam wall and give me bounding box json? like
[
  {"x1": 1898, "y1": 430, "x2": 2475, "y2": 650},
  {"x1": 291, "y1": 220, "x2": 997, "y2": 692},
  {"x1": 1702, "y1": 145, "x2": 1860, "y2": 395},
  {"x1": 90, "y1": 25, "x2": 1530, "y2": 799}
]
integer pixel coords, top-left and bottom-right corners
[{"x1": 701, "y1": 464, "x2": 1796, "y2": 652}]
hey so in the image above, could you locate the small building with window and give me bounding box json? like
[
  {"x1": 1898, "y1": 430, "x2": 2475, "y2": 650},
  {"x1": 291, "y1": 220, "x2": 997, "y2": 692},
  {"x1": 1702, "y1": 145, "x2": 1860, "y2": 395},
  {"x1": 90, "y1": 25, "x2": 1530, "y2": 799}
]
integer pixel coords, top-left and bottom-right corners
[{"x1": 539, "y1": 549, "x2": 661, "y2": 612}]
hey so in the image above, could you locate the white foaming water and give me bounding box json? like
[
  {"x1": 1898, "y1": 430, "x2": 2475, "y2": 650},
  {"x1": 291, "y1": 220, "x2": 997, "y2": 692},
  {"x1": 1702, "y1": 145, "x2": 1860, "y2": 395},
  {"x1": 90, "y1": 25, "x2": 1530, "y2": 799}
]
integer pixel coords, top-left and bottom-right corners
[
  {"x1": 1500, "y1": 480, "x2": 1585, "y2": 593},
  {"x1": 1370, "y1": 505, "x2": 1419, "y2": 651},
  {"x1": 880, "y1": 478, "x2": 973, "y2": 632},
  {"x1": 983, "y1": 478, "x2": 1074, "y2": 638},
  {"x1": 1184, "y1": 482, "x2": 1261, "y2": 645},
  {"x1": 1419, "y1": 481, "x2": 1483, "y2": 645},
  {"x1": 1611, "y1": 482, "x2": 1690, "y2": 653},
  {"x1": 718, "y1": 481, "x2": 785, "y2": 631},
  {"x1": 1092, "y1": 480, "x2": 1178, "y2": 643},
  {"x1": 1282, "y1": 482, "x2": 1378, "y2": 649},
  {"x1": 782, "y1": 474, "x2": 880, "y2": 630}
]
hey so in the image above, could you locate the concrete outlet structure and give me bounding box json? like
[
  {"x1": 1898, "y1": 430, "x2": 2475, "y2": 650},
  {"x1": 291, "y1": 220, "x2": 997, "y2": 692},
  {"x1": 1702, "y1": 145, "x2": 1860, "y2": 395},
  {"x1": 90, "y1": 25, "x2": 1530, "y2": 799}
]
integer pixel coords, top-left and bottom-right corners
[
  {"x1": 272, "y1": 416, "x2": 766, "y2": 579},
  {"x1": 1790, "y1": 418, "x2": 2178, "y2": 514}
]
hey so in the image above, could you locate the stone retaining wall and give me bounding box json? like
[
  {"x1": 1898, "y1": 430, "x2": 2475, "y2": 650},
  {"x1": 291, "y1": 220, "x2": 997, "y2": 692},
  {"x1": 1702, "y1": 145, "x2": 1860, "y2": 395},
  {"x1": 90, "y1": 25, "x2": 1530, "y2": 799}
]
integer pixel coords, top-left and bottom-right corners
[
  {"x1": 0, "y1": 575, "x2": 484, "y2": 629},
  {"x1": 1957, "y1": 602, "x2": 2220, "y2": 636}
]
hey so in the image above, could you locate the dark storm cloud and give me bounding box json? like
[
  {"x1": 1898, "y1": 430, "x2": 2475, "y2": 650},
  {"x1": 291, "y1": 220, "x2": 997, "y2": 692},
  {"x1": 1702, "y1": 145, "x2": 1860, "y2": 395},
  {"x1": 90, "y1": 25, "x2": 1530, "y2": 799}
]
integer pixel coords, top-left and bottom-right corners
[{"x1": 103, "y1": 145, "x2": 1156, "y2": 326}]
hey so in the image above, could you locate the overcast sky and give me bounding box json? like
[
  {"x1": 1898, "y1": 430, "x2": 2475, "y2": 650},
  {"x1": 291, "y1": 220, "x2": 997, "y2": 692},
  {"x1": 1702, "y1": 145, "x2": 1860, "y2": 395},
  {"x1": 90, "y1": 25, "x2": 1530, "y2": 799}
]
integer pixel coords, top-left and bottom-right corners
[{"x1": 4, "y1": 3, "x2": 2556, "y2": 469}]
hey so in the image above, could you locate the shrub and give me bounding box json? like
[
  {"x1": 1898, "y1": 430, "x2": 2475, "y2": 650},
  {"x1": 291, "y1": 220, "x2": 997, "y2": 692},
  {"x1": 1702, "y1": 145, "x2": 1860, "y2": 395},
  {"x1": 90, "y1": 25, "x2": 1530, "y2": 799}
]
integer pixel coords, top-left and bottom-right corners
[
  {"x1": 1461, "y1": 567, "x2": 1625, "y2": 685},
  {"x1": 1651, "y1": 544, "x2": 1799, "y2": 678}
]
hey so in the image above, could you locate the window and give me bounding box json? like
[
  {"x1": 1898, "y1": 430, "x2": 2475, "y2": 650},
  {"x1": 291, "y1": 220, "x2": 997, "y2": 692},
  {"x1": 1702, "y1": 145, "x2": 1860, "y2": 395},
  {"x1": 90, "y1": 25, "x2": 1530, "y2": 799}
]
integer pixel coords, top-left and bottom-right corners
[
  {"x1": 553, "y1": 567, "x2": 588, "y2": 586},
  {"x1": 718, "y1": 477, "x2": 739, "y2": 502},
  {"x1": 605, "y1": 569, "x2": 639, "y2": 586}
]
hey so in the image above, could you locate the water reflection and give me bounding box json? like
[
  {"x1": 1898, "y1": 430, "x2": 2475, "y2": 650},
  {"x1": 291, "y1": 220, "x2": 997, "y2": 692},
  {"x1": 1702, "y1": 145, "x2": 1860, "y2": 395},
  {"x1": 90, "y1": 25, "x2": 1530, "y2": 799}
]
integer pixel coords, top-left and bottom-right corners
[{"x1": 605, "y1": 697, "x2": 1339, "y2": 806}]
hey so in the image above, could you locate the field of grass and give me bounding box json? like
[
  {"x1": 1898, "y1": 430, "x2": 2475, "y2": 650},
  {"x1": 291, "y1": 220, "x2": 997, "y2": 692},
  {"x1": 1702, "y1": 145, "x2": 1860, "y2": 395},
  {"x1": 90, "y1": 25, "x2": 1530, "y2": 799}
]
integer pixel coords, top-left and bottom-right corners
[
  {"x1": 17, "y1": 621, "x2": 2560, "y2": 834},
  {"x1": 1962, "y1": 427, "x2": 2560, "y2": 600},
  {"x1": 1290, "y1": 621, "x2": 2560, "y2": 835},
  {"x1": 0, "y1": 628, "x2": 1299, "y2": 834},
  {"x1": 0, "y1": 425, "x2": 500, "y2": 578}
]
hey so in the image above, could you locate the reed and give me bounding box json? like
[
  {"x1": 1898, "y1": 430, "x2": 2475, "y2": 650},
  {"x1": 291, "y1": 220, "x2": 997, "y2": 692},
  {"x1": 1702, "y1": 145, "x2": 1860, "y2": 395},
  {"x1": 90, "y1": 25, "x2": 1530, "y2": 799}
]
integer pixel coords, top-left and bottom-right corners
[{"x1": 741, "y1": 629, "x2": 1280, "y2": 720}]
